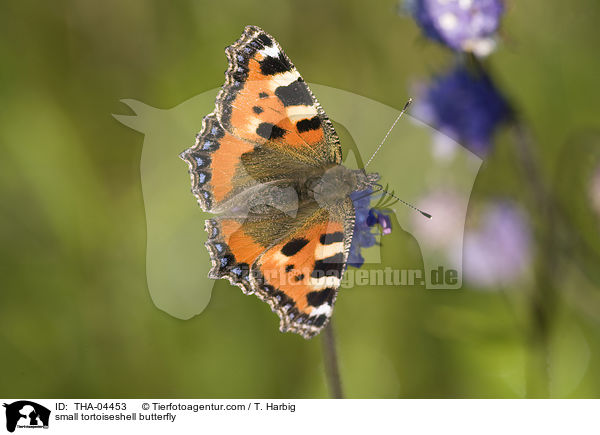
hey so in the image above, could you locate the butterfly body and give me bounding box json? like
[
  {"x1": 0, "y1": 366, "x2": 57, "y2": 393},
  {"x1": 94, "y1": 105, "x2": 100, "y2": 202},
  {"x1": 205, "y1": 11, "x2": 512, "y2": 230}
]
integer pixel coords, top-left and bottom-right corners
[
  {"x1": 310, "y1": 166, "x2": 380, "y2": 208},
  {"x1": 181, "y1": 26, "x2": 379, "y2": 338}
]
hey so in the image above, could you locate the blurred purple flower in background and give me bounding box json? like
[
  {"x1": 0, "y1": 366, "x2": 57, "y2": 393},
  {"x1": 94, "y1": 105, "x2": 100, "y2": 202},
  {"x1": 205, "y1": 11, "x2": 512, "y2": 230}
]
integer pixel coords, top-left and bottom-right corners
[
  {"x1": 463, "y1": 201, "x2": 532, "y2": 288},
  {"x1": 348, "y1": 190, "x2": 393, "y2": 268},
  {"x1": 403, "y1": 0, "x2": 533, "y2": 291},
  {"x1": 411, "y1": 189, "x2": 466, "y2": 255},
  {"x1": 411, "y1": 65, "x2": 510, "y2": 157},
  {"x1": 406, "y1": 0, "x2": 505, "y2": 56}
]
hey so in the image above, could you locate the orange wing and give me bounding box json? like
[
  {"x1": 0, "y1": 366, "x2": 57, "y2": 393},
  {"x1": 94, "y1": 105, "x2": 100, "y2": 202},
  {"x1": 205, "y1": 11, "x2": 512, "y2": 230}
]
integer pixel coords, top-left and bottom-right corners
[
  {"x1": 216, "y1": 25, "x2": 342, "y2": 166},
  {"x1": 180, "y1": 114, "x2": 254, "y2": 211},
  {"x1": 180, "y1": 26, "x2": 342, "y2": 212},
  {"x1": 250, "y1": 199, "x2": 354, "y2": 338},
  {"x1": 205, "y1": 199, "x2": 355, "y2": 339}
]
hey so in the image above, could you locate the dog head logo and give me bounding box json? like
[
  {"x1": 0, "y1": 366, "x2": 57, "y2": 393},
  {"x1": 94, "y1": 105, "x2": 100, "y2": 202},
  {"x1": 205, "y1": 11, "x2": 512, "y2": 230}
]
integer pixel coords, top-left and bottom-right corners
[
  {"x1": 113, "y1": 86, "x2": 481, "y2": 321},
  {"x1": 3, "y1": 401, "x2": 50, "y2": 433}
]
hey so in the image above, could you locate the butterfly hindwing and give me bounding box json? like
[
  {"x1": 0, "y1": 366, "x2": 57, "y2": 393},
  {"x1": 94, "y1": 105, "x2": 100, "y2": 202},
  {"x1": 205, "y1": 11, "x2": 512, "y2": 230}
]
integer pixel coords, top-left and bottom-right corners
[
  {"x1": 251, "y1": 199, "x2": 355, "y2": 338},
  {"x1": 203, "y1": 181, "x2": 301, "y2": 293},
  {"x1": 204, "y1": 198, "x2": 354, "y2": 339}
]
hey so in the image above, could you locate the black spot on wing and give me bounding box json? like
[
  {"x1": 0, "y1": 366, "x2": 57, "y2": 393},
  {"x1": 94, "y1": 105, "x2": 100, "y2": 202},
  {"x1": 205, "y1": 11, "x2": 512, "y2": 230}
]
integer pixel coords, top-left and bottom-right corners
[
  {"x1": 320, "y1": 231, "x2": 344, "y2": 245},
  {"x1": 259, "y1": 92, "x2": 269, "y2": 99},
  {"x1": 294, "y1": 273, "x2": 304, "y2": 282},
  {"x1": 217, "y1": 253, "x2": 235, "y2": 274},
  {"x1": 296, "y1": 116, "x2": 321, "y2": 133},
  {"x1": 259, "y1": 53, "x2": 292, "y2": 75},
  {"x1": 313, "y1": 314, "x2": 327, "y2": 327},
  {"x1": 252, "y1": 106, "x2": 263, "y2": 114},
  {"x1": 306, "y1": 288, "x2": 335, "y2": 307},
  {"x1": 285, "y1": 264, "x2": 294, "y2": 273},
  {"x1": 275, "y1": 78, "x2": 313, "y2": 107},
  {"x1": 311, "y1": 253, "x2": 345, "y2": 279},
  {"x1": 256, "y1": 122, "x2": 286, "y2": 140},
  {"x1": 281, "y1": 238, "x2": 309, "y2": 256},
  {"x1": 256, "y1": 33, "x2": 274, "y2": 47}
]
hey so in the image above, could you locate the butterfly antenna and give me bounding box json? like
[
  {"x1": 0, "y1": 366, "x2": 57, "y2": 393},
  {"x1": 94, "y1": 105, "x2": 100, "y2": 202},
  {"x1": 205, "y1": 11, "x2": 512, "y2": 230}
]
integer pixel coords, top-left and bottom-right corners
[
  {"x1": 364, "y1": 98, "x2": 413, "y2": 169},
  {"x1": 376, "y1": 185, "x2": 432, "y2": 219}
]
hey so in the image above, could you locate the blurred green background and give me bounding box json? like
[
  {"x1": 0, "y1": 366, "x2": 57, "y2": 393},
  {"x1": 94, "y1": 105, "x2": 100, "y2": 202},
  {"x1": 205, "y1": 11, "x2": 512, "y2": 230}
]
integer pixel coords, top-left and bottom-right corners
[{"x1": 1, "y1": 0, "x2": 600, "y2": 398}]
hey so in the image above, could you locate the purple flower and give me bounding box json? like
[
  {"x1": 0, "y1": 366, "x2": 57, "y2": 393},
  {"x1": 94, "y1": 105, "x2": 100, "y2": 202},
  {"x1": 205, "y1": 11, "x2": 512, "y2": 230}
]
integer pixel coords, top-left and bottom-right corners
[
  {"x1": 412, "y1": 64, "x2": 510, "y2": 157},
  {"x1": 463, "y1": 201, "x2": 532, "y2": 288},
  {"x1": 407, "y1": 0, "x2": 505, "y2": 56},
  {"x1": 348, "y1": 189, "x2": 393, "y2": 268},
  {"x1": 369, "y1": 209, "x2": 392, "y2": 235}
]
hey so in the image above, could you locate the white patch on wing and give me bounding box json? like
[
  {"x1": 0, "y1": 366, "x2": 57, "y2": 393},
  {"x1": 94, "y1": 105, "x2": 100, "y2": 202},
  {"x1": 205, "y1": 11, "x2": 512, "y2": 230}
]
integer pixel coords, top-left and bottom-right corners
[
  {"x1": 309, "y1": 303, "x2": 332, "y2": 317},
  {"x1": 315, "y1": 242, "x2": 344, "y2": 261},
  {"x1": 272, "y1": 70, "x2": 301, "y2": 88},
  {"x1": 286, "y1": 105, "x2": 318, "y2": 122},
  {"x1": 259, "y1": 45, "x2": 280, "y2": 58},
  {"x1": 310, "y1": 275, "x2": 340, "y2": 290},
  {"x1": 245, "y1": 116, "x2": 262, "y2": 137}
]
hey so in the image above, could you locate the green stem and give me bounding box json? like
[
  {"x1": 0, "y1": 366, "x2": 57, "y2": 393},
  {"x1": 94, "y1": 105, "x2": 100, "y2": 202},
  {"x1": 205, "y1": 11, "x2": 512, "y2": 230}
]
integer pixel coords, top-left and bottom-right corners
[
  {"x1": 322, "y1": 321, "x2": 343, "y2": 399},
  {"x1": 511, "y1": 122, "x2": 557, "y2": 397}
]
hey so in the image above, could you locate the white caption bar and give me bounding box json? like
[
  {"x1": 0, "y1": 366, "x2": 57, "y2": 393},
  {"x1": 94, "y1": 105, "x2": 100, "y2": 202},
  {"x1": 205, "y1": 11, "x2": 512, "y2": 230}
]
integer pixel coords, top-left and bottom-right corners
[{"x1": 0, "y1": 399, "x2": 597, "y2": 434}]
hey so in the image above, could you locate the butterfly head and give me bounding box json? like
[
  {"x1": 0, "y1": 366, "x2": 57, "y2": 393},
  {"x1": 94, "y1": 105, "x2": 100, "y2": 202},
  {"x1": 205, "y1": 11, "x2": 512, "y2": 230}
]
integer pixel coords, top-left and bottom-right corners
[
  {"x1": 356, "y1": 170, "x2": 380, "y2": 192},
  {"x1": 309, "y1": 166, "x2": 379, "y2": 208}
]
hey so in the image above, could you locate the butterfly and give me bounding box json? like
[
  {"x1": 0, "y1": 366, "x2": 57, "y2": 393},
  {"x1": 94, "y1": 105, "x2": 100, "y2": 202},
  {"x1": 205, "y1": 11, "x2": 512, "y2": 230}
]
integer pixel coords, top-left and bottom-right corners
[{"x1": 180, "y1": 25, "x2": 380, "y2": 339}]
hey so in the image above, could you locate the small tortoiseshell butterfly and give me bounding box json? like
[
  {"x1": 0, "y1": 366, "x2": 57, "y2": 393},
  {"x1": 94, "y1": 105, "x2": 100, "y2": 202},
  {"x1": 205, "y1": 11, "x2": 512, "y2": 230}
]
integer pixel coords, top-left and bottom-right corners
[{"x1": 180, "y1": 25, "x2": 381, "y2": 339}]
